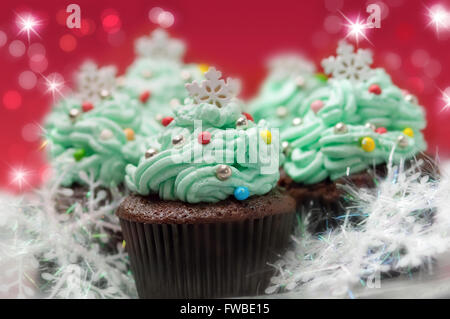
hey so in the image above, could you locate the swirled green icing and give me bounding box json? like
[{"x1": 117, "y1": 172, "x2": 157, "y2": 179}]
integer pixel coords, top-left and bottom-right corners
[
  {"x1": 45, "y1": 92, "x2": 154, "y2": 186},
  {"x1": 125, "y1": 99, "x2": 281, "y2": 203},
  {"x1": 282, "y1": 68, "x2": 427, "y2": 184},
  {"x1": 119, "y1": 59, "x2": 204, "y2": 136},
  {"x1": 249, "y1": 70, "x2": 326, "y2": 130}
]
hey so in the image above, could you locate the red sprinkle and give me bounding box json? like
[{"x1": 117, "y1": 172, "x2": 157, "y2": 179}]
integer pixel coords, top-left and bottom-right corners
[
  {"x1": 369, "y1": 84, "x2": 382, "y2": 95},
  {"x1": 82, "y1": 102, "x2": 94, "y2": 112},
  {"x1": 161, "y1": 116, "x2": 174, "y2": 127},
  {"x1": 198, "y1": 131, "x2": 211, "y2": 145},
  {"x1": 375, "y1": 127, "x2": 387, "y2": 134},
  {"x1": 139, "y1": 90, "x2": 151, "y2": 103},
  {"x1": 242, "y1": 112, "x2": 254, "y2": 121}
]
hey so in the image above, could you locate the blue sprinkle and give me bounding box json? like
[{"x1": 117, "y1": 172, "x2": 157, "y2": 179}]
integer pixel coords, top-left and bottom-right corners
[{"x1": 234, "y1": 186, "x2": 249, "y2": 200}]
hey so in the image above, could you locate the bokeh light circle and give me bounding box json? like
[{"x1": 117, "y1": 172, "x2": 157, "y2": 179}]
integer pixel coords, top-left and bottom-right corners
[
  {"x1": 3, "y1": 90, "x2": 22, "y2": 110},
  {"x1": 19, "y1": 70, "x2": 37, "y2": 90},
  {"x1": 29, "y1": 54, "x2": 48, "y2": 73},
  {"x1": 59, "y1": 34, "x2": 77, "y2": 52},
  {"x1": 0, "y1": 30, "x2": 7, "y2": 47},
  {"x1": 9, "y1": 40, "x2": 26, "y2": 57},
  {"x1": 22, "y1": 123, "x2": 42, "y2": 142}
]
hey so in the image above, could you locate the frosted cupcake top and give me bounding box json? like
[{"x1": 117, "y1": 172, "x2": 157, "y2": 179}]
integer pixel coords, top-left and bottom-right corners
[
  {"x1": 281, "y1": 41, "x2": 427, "y2": 184},
  {"x1": 118, "y1": 29, "x2": 204, "y2": 136},
  {"x1": 249, "y1": 54, "x2": 326, "y2": 130},
  {"x1": 45, "y1": 62, "x2": 151, "y2": 187},
  {"x1": 126, "y1": 67, "x2": 282, "y2": 203}
]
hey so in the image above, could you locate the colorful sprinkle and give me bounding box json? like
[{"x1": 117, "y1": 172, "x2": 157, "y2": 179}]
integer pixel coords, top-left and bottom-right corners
[
  {"x1": 100, "y1": 129, "x2": 114, "y2": 140},
  {"x1": 375, "y1": 127, "x2": 387, "y2": 134},
  {"x1": 123, "y1": 128, "x2": 135, "y2": 141},
  {"x1": 82, "y1": 102, "x2": 94, "y2": 112},
  {"x1": 260, "y1": 129, "x2": 272, "y2": 144},
  {"x1": 234, "y1": 186, "x2": 250, "y2": 200},
  {"x1": 360, "y1": 137, "x2": 375, "y2": 152},
  {"x1": 403, "y1": 127, "x2": 414, "y2": 137},
  {"x1": 73, "y1": 148, "x2": 86, "y2": 161},
  {"x1": 310, "y1": 100, "x2": 324, "y2": 113},
  {"x1": 161, "y1": 116, "x2": 174, "y2": 127},
  {"x1": 242, "y1": 112, "x2": 253, "y2": 121},
  {"x1": 198, "y1": 63, "x2": 209, "y2": 74},
  {"x1": 368, "y1": 84, "x2": 382, "y2": 95},
  {"x1": 198, "y1": 131, "x2": 211, "y2": 145},
  {"x1": 139, "y1": 90, "x2": 151, "y2": 103},
  {"x1": 315, "y1": 73, "x2": 328, "y2": 82}
]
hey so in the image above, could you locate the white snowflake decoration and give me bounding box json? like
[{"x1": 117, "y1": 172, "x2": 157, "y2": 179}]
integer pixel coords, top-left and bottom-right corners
[
  {"x1": 321, "y1": 41, "x2": 374, "y2": 83},
  {"x1": 185, "y1": 67, "x2": 240, "y2": 108},
  {"x1": 268, "y1": 53, "x2": 316, "y2": 79},
  {"x1": 76, "y1": 61, "x2": 117, "y2": 103},
  {"x1": 135, "y1": 28, "x2": 185, "y2": 60}
]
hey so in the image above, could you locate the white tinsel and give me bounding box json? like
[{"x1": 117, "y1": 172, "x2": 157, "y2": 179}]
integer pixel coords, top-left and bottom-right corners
[
  {"x1": 0, "y1": 169, "x2": 136, "y2": 299},
  {"x1": 0, "y1": 157, "x2": 449, "y2": 298},
  {"x1": 266, "y1": 157, "x2": 450, "y2": 298}
]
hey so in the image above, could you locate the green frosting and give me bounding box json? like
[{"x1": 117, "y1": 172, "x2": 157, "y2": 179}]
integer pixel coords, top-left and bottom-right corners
[
  {"x1": 126, "y1": 68, "x2": 281, "y2": 203},
  {"x1": 45, "y1": 92, "x2": 153, "y2": 187},
  {"x1": 119, "y1": 31, "x2": 204, "y2": 136},
  {"x1": 249, "y1": 56, "x2": 326, "y2": 130},
  {"x1": 282, "y1": 68, "x2": 427, "y2": 184}
]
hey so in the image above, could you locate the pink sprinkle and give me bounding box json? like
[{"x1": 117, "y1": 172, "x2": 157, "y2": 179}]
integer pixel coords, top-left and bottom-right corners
[{"x1": 310, "y1": 100, "x2": 324, "y2": 113}]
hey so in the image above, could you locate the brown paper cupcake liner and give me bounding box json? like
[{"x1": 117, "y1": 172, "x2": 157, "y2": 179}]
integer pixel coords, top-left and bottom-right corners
[{"x1": 120, "y1": 212, "x2": 295, "y2": 299}]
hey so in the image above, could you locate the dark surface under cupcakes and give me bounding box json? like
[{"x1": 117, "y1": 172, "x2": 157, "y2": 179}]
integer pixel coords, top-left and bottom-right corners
[
  {"x1": 117, "y1": 190, "x2": 296, "y2": 298},
  {"x1": 278, "y1": 152, "x2": 439, "y2": 233}
]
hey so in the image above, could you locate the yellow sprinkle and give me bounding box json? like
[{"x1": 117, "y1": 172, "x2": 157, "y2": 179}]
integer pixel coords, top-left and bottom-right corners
[
  {"x1": 122, "y1": 240, "x2": 126, "y2": 248},
  {"x1": 403, "y1": 127, "x2": 414, "y2": 137},
  {"x1": 361, "y1": 137, "x2": 375, "y2": 152},
  {"x1": 198, "y1": 63, "x2": 209, "y2": 74},
  {"x1": 124, "y1": 128, "x2": 135, "y2": 141},
  {"x1": 260, "y1": 130, "x2": 272, "y2": 144}
]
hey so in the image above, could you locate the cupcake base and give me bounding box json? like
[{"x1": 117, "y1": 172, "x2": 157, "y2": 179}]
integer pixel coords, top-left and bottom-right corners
[
  {"x1": 117, "y1": 190, "x2": 296, "y2": 298},
  {"x1": 278, "y1": 152, "x2": 439, "y2": 234}
]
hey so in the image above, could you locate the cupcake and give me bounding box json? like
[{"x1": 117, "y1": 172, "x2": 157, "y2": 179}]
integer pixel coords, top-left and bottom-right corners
[
  {"x1": 278, "y1": 41, "x2": 435, "y2": 233},
  {"x1": 249, "y1": 54, "x2": 326, "y2": 130},
  {"x1": 118, "y1": 28, "x2": 204, "y2": 136},
  {"x1": 45, "y1": 62, "x2": 152, "y2": 188},
  {"x1": 117, "y1": 67, "x2": 296, "y2": 298}
]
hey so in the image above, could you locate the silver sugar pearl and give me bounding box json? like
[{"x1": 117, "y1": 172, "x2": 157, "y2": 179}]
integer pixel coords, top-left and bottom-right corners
[
  {"x1": 276, "y1": 106, "x2": 288, "y2": 118},
  {"x1": 236, "y1": 116, "x2": 248, "y2": 129},
  {"x1": 145, "y1": 148, "x2": 158, "y2": 159},
  {"x1": 69, "y1": 108, "x2": 80, "y2": 121},
  {"x1": 180, "y1": 70, "x2": 191, "y2": 81},
  {"x1": 405, "y1": 94, "x2": 418, "y2": 104},
  {"x1": 141, "y1": 70, "x2": 152, "y2": 79},
  {"x1": 334, "y1": 122, "x2": 348, "y2": 134},
  {"x1": 365, "y1": 122, "x2": 376, "y2": 131},
  {"x1": 397, "y1": 135, "x2": 409, "y2": 148},
  {"x1": 99, "y1": 129, "x2": 114, "y2": 140},
  {"x1": 172, "y1": 134, "x2": 185, "y2": 147},
  {"x1": 155, "y1": 114, "x2": 164, "y2": 122},
  {"x1": 100, "y1": 89, "x2": 111, "y2": 99},
  {"x1": 216, "y1": 164, "x2": 232, "y2": 181},
  {"x1": 295, "y1": 76, "x2": 305, "y2": 88},
  {"x1": 281, "y1": 141, "x2": 291, "y2": 156},
  {"x1": 292, "y1": 117, "x2": 302, "y2": 126}
]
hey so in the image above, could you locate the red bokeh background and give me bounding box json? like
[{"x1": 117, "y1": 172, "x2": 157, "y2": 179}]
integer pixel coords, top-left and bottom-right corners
[{"x1": 1, "y1": 0, "x2": 450, "y2": 192}]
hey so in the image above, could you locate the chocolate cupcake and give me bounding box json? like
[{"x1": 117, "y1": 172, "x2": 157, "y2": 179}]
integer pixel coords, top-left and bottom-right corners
[
  {"x1": 118, "y1": 67, "x2": 296, "y2": 298},
  {"x1": 279, "y1": 41, "x2": 435, "y2": 233}
]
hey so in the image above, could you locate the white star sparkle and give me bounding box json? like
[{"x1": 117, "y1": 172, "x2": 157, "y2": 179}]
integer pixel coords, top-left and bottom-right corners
[
  {"x1": 339, "y1": 11, "x2": 373, "y2": 45},
  {"x1": 427, "y1": 5, "x2": 450, "y2": 34},
  {"x1": 440, "y1": 88, "x2": 450, "y2": 112},
  {"x1": 42, "y1": 74, "x2": 65, "y2": 100},
  {"x1": 9, "y1": 167, "x2": 31, "y2": 190},
  {"x1": 16, "y1": 13, "x2": 41, "y2": 42}
]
